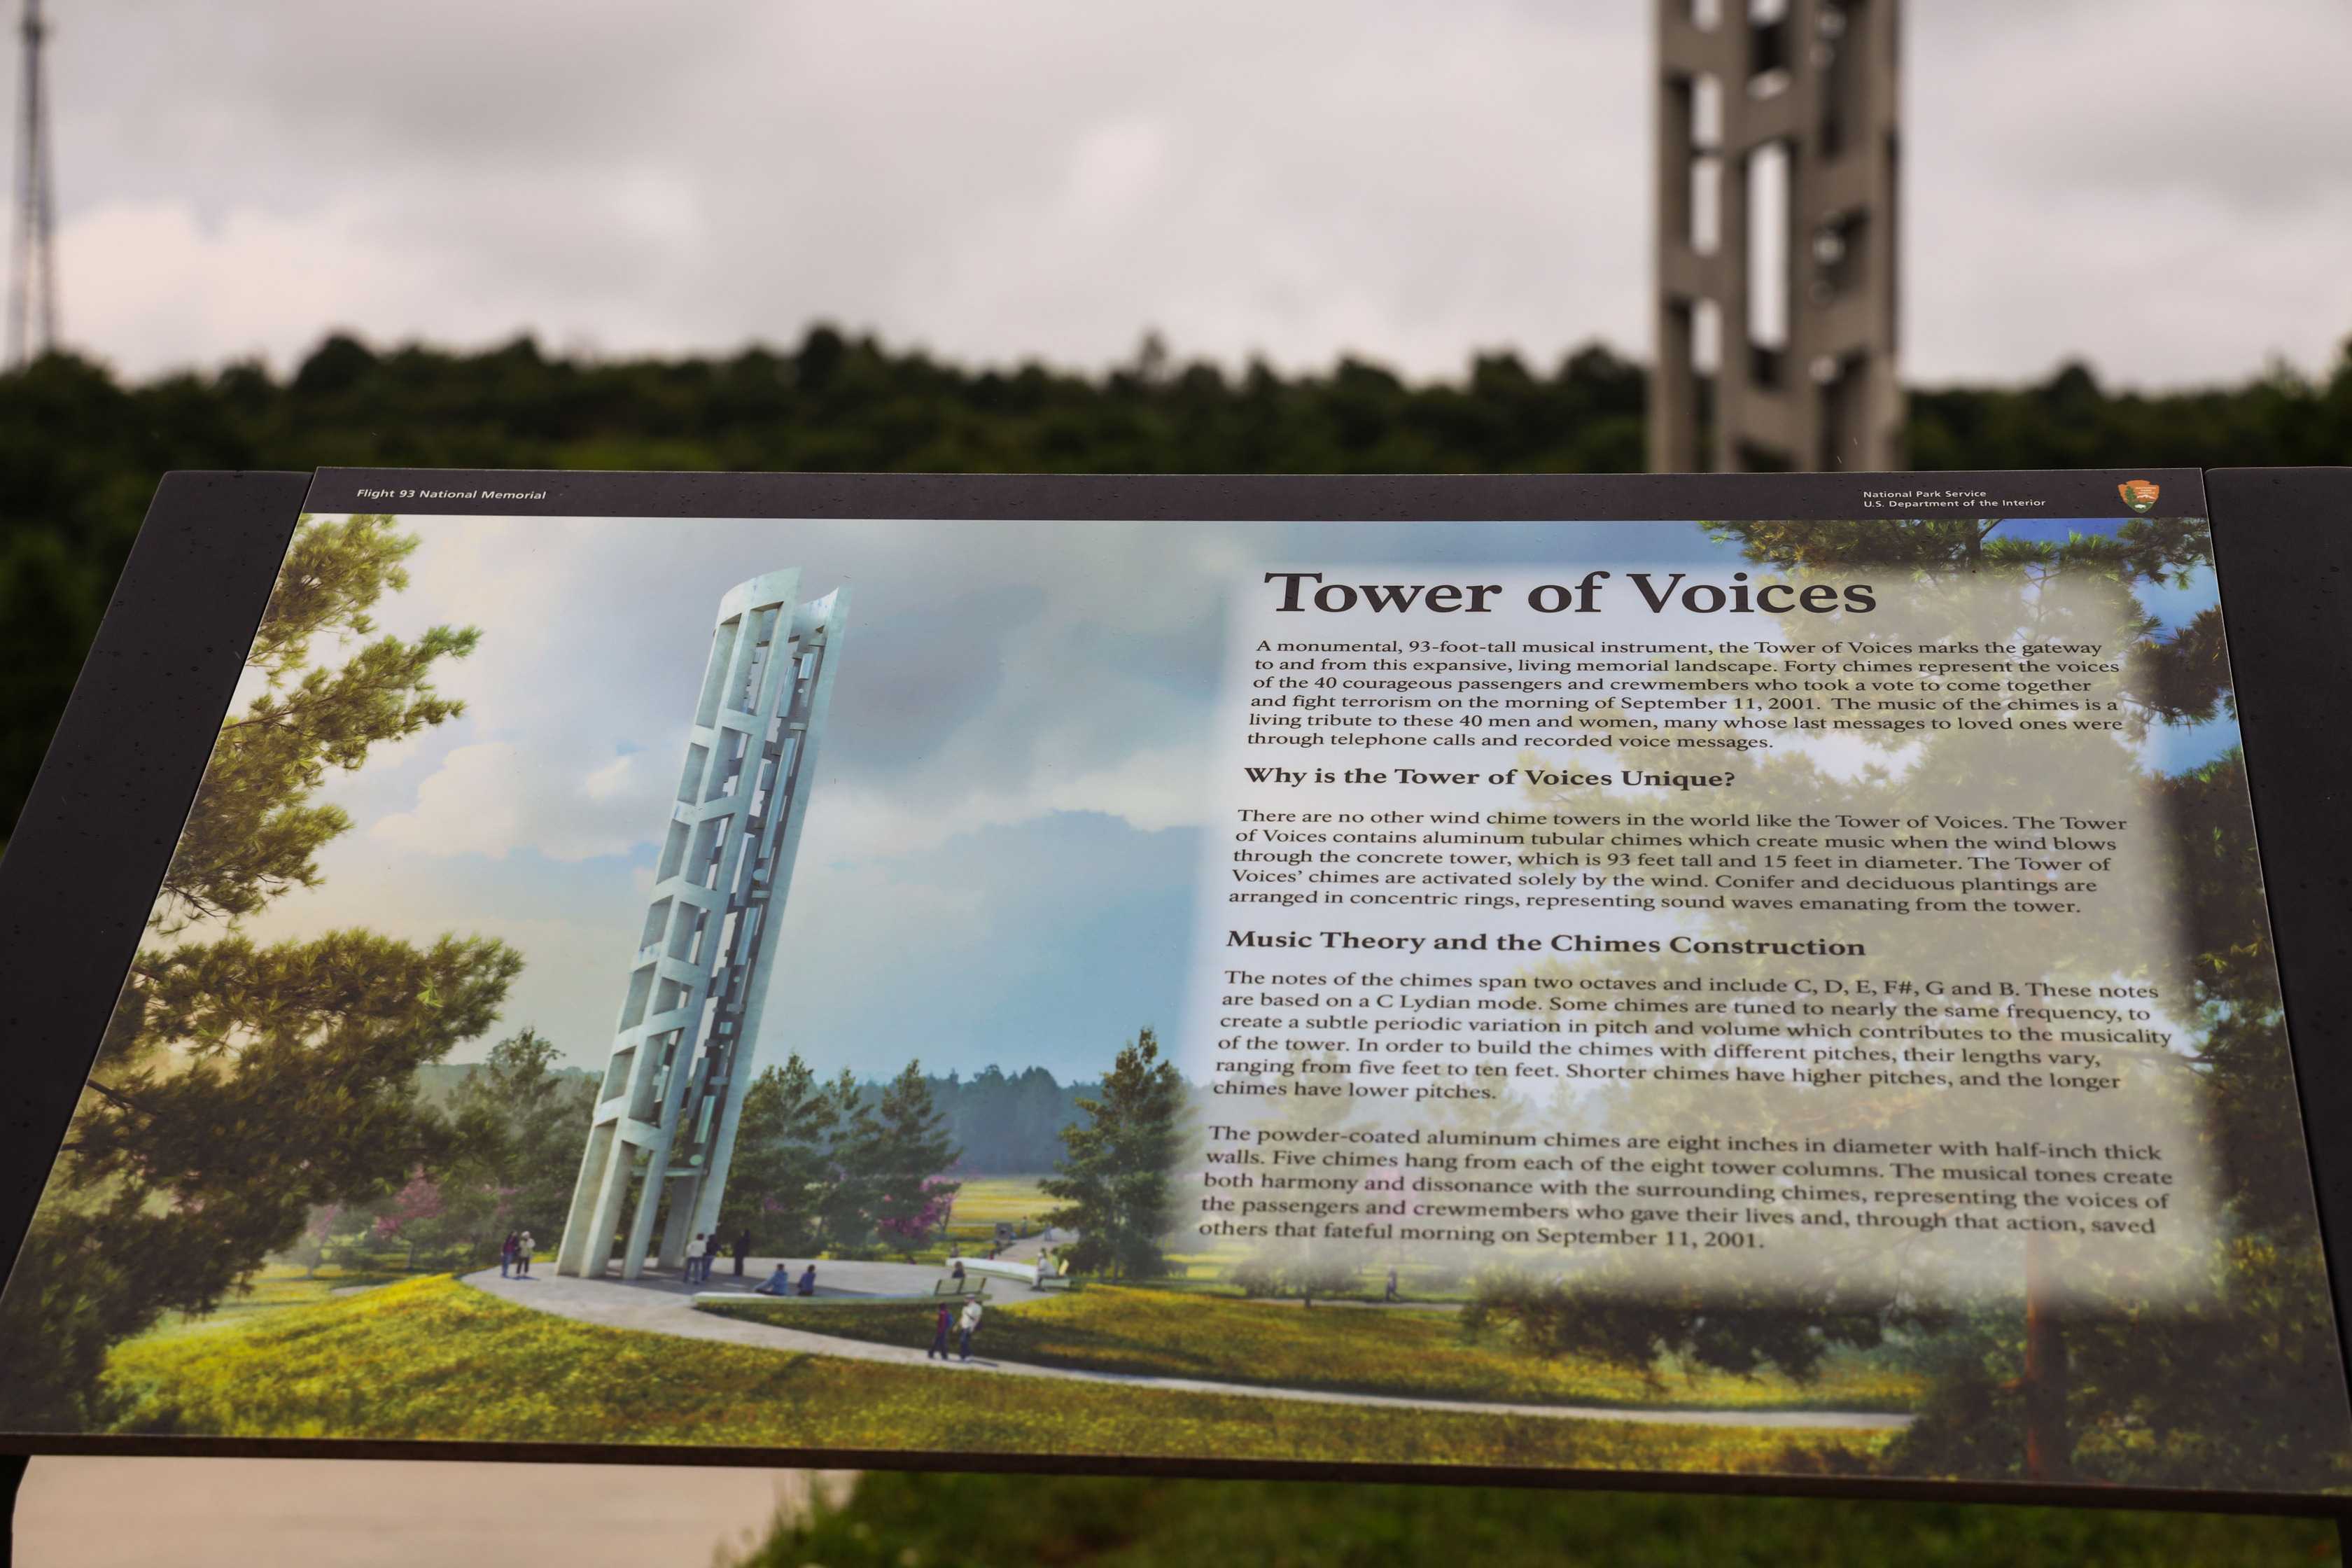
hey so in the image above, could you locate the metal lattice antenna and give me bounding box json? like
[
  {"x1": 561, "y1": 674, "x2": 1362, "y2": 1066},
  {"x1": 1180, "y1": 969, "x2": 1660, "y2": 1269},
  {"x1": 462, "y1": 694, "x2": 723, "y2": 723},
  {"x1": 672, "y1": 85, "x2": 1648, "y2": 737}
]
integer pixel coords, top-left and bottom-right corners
[{"x1": 8, "y1": 0, "x2": 57, "y2": 369}]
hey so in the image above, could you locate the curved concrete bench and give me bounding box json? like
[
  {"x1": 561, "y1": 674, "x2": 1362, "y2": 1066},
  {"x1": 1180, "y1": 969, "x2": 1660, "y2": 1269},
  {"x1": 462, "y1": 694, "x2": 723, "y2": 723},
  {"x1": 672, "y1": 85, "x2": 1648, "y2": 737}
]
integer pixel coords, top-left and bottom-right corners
[{"x1": 693, "y1": 1289, "x2": 944, "y2": 1307}]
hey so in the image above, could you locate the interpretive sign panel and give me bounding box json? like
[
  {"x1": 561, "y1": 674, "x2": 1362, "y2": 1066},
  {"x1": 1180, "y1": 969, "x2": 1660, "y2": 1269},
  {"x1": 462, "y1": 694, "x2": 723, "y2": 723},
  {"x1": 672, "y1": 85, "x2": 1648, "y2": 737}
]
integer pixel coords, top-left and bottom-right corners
[{"x1": 3, "y1": 468, "x2": 2348, "y2": 1509}]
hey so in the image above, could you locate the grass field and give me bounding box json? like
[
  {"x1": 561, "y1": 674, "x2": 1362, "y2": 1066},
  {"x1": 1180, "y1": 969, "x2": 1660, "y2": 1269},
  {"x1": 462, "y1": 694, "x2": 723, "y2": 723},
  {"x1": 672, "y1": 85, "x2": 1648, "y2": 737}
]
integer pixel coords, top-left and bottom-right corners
[
  {"x1": 946, "y1": 1175, "x2": 1055, "y2": 1228},
  {"x1": 746, "y1": 1469, "x2": 2341, "y2": 1568},
  {"x1": 127, "y1": 1260, "x2": 414, "y2": 1347},
  {"x1": 102, "y1": 1274, "x2": 1887, "y2": 1476},
  {"x1": 700, "y1": 1285, "x2": 1921, "y2": 1413}
]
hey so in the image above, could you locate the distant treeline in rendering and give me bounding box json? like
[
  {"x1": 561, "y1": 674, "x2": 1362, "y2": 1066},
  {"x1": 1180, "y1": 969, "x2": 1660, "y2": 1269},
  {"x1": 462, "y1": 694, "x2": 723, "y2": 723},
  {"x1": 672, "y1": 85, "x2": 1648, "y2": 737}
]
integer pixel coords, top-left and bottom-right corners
[
  {"x1": 920, "y1": 1065, "x2": 1105, "y2": 1175},
  {"x1": 5, "y1": 325, "x2": 2351, "y2": 837},
  {"x1": 418, "y1": 1058, "x2": 1096, "y2": 1177}
]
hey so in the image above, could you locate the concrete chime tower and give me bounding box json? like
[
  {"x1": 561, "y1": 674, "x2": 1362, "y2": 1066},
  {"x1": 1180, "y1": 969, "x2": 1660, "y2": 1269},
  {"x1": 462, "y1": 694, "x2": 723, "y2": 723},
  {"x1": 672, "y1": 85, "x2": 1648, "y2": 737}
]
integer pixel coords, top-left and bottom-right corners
[
  {"x1": 557, "y1": 571, "x2": 846, "y2": 1279},
  {"x1": 1651, "y1": 0, "x2": 1903, "y2": 472}
]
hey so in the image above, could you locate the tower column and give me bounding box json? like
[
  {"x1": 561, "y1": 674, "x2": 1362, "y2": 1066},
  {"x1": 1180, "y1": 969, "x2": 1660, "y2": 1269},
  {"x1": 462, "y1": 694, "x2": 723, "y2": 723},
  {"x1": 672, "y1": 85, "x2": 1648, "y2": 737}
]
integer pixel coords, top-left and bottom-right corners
[
  {"x1": 557, "y1": 573, "x2": 848, "y2": 1280},
  {"x1": 1653, "y1": 0, "x2": 1902, "y2": 472}
]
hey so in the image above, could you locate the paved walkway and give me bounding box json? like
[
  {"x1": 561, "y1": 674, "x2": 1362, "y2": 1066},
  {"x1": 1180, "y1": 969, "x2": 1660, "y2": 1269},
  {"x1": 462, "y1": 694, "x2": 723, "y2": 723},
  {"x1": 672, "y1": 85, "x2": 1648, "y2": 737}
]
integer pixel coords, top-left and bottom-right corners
[
  {"x1": 573, "y1": 1253, "x2": 1064, "y2": 1303},
  {"x1": 463, "y1": 1266, "x2": 1910, "y2": 1432}
]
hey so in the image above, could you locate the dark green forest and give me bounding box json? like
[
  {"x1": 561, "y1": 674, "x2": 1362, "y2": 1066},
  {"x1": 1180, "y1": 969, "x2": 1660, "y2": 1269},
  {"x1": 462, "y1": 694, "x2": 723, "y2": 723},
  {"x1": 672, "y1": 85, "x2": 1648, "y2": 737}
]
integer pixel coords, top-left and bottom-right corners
[
  {"x1": 927, "y1": 1064, "x2": 1101, "y2": 1173},
  {"x1": 5, "y1": 326, "x2": 2352, "y2": 839}
]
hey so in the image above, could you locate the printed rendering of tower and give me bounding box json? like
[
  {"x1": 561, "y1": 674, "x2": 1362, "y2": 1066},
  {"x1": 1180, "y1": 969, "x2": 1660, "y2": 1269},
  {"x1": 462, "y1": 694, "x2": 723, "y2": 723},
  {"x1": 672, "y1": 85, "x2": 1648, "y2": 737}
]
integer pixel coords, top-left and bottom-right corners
[
  {"x1": 1651, "y1": 0, "x2": 1902, "y2": 472},
  {"x1": 556, "y1": 571, "x2": 846, "y2": 1280}
]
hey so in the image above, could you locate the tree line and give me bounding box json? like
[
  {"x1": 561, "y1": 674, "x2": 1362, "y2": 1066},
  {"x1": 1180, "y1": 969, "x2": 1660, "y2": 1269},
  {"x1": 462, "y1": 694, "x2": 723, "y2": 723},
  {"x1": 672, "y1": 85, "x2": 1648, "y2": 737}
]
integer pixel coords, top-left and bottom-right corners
[
  {"x1": 713, "y1": 1055, "x2": 961, "y2": 1259},
  {"x1": 713, "y1": 1059, "x2": 1121, "y2": 1194},
  {"x1": 309, "y1": 1048, "x2": 1093, "y2": 1273},
  {"x1": 286, "y1": 1028, "x2": 598, "y2": 1278},
  {"x1": 376, "y1": 1056, "x2": 1098, "y2": 1268},
  {"x1": 708, "y1": 1037, "x2": 1186, "y2": 1278},
  {"x1": 6, "y1": 327, "x2": 2351, "y2": 841}
]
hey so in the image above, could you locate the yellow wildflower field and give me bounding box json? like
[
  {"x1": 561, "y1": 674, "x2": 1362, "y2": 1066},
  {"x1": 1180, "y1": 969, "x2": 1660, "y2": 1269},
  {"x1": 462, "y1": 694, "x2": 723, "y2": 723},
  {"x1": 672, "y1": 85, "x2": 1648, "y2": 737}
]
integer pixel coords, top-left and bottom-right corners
[
  {"x1": 103, "y1": 1275, "x2": 1891, "y2": 1476},
  {"x1": 704, "y1": 1287, "x2": 1921, "y2": 1413}
]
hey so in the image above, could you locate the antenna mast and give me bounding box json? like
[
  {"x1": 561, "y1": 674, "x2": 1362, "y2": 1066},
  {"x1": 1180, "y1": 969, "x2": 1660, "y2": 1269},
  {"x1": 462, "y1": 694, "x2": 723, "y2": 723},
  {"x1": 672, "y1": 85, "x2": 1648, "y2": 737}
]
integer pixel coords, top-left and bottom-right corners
[{"x1": 8, "y1": 0, "x2": 57, "y2": 368}]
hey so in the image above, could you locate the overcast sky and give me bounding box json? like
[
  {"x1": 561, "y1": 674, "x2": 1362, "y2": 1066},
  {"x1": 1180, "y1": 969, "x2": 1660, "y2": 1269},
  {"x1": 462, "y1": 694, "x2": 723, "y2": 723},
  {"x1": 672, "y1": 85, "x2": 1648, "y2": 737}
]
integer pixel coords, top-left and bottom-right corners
[{"x1": 43, "y1": 1, "x2": 2352, "y2": 389}]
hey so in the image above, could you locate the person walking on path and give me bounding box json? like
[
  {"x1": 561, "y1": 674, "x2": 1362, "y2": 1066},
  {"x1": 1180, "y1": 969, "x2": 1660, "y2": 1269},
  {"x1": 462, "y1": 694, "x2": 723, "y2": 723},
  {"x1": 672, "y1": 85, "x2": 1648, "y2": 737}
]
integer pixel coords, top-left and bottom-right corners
[
  {"x1": 514, "y1": 1231, "x2": 534, "y2": 1278},
  {"x1": 929, "y1": 1301, "x2": 954, "y2": 1359},
  {"x1": 685, "y1": 1234, "x2": 706, "y2": 1286},
  {"x1": 1385, "y1": 1266, "x2": 1398, "y2": 1303},
  {"x1": 734, "y1": 1229, "x2": 750, "y2": 1278},
  {"x1": 500, "y1": 1231, "x2": 518, "y2": 1279},
  {"x1": 958, "y1": 1296, "x2": 983, "y2": 1361}
]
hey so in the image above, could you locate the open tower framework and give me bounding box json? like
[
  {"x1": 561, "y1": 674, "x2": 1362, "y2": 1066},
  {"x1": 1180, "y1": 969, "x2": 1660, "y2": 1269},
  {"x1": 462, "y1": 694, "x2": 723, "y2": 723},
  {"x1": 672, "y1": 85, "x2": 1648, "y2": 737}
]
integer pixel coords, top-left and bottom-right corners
[
  {"x1": 8, "y1": 0, "x2": 58, "y2": 368},
  {"x1": 1651, "y1": 0, "x2": 1901, "y2": 473},
  {"x1": 556, "y1": 570, "x2": 846, "y2": 1280}
]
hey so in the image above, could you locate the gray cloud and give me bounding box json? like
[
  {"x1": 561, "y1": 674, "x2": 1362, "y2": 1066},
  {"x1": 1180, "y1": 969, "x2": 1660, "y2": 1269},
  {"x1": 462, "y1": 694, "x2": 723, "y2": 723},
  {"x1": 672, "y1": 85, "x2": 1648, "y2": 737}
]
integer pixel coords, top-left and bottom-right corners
[{"x1": 42, "y1": 1, "x2": 2352, "y2": 387}]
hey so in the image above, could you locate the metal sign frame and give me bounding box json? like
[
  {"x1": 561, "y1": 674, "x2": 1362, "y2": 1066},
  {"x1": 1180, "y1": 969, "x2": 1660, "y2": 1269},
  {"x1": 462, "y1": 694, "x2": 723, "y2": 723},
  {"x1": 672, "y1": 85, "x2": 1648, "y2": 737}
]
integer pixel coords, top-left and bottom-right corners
[{"x1": 2, "y1": 466, "x2": 2347, "y2": 1530}]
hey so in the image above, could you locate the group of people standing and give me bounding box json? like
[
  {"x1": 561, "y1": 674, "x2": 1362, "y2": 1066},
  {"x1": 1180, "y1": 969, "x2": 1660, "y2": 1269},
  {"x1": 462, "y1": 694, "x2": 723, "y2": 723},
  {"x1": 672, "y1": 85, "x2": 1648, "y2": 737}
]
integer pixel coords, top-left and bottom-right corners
[
  {"x1": 682, "y1": 1229, "x2": 753, "y2": 1285},
  {"x1": 499, "y1": 1231, "x2": 536, "y2": 1278}
]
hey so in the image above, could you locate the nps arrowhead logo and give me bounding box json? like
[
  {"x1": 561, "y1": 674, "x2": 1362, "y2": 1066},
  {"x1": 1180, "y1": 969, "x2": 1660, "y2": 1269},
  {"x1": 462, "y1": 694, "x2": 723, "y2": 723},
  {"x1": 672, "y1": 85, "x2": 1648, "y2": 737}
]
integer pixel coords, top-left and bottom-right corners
[{"x1": 2118, "y1": 478, "x2": 2161, "y2": 514}]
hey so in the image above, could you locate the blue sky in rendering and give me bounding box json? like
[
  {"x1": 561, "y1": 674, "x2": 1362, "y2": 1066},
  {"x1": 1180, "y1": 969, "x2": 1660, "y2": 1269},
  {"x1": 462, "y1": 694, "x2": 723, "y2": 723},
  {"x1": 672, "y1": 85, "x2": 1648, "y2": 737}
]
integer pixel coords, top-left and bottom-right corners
[
  {"x1": 237, "y1": 512, "x2": 2238, "y2": 1085},
  {"x1": 1997, "y1": 515, "x2": 2238, "y2": 774}
]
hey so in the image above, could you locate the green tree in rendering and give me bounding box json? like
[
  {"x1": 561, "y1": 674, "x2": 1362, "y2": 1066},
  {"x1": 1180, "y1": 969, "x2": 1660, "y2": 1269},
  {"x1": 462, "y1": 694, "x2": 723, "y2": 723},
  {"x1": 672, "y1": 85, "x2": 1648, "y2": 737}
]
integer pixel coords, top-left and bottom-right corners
[
  {"x1": 715, "y1": 1054, "x2": 840, "y2": 1252},
  {"x1": 0, "y1": 514, "x2": 512, "y2": 1432},
  {"x1": 151, "y1": 514, "x2": 477, "y2": 932},
  {"x1": 813, "y1": 1068, "x2": 881, "y2": 1251},
  {"x1": 855, "y1": 1061, "x2": 962, "y2": 1259},
  {"x1": 1042, "y1": 1027, "x2": 1187, "y2": 1280},
  {"x1": 444, "y1": 1026, "x2": 598, "y2": 1239}
]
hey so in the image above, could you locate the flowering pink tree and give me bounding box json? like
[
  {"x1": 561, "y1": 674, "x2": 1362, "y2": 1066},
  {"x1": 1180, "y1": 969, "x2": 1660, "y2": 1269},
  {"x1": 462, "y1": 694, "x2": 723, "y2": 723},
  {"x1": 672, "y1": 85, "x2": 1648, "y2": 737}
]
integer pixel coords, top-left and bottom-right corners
[
  {"x1": 373, "y1": 1174, "x2": 445, "y2": 1270},
  {"x1": 875, "y1": 1176, "x2": 958, "y2": 1259}
]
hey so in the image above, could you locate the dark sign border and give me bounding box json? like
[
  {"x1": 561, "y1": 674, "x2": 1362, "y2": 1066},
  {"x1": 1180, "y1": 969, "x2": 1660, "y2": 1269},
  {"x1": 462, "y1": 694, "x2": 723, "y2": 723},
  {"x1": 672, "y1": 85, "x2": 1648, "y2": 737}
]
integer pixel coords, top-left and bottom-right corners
[
  {"x1": 0, "y1": 472, "x2": 311, "y2": 1266},
  {"x1": 2206, "y1": 468, "x2": 2352, "y2": 1421}
]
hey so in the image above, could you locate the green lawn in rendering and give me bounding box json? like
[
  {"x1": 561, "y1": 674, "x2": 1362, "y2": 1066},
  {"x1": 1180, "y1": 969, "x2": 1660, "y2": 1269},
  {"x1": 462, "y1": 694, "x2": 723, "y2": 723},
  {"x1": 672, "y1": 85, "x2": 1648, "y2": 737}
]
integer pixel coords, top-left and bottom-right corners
[
  {"x1": 125, "y1": 1259, "x2": 419, "y2": 1348},
  {"x1": 100, "y1": 1274, "x2": 1886, "y2": 1476}
]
